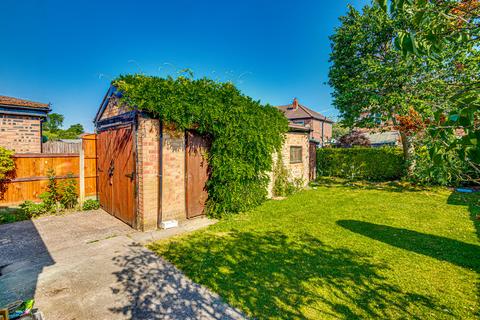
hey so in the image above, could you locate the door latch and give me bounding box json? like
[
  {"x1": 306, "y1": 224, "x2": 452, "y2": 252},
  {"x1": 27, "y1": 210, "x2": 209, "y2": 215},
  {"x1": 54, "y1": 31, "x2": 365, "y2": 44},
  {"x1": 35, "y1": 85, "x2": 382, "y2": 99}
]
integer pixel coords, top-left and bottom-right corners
[{"x1": 125, "y1": 172, "x2": 135, "y2": 181}]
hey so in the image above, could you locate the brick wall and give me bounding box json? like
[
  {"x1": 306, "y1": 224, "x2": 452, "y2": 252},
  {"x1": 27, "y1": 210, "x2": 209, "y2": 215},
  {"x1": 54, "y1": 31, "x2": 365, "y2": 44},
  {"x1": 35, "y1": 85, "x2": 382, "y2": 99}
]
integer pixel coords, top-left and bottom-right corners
[
  {"x1": 136, "y1": 117, "x2": 160, "y2": 231},
  {"x1": 0, "y1": 114, "x2": 42, "y2": 153},
  {"x1": 268, "y1": 131, "x2": 310, "y2": 197},
  {"x1": 161, "y1": 125, "x2": 186, "y2": 222},
  {"x1": 136, "y1": 120, "x2": 187, "y2": 229},
  {"x1": 100, "y1": 96, "x2": 131, "y2": 120}
]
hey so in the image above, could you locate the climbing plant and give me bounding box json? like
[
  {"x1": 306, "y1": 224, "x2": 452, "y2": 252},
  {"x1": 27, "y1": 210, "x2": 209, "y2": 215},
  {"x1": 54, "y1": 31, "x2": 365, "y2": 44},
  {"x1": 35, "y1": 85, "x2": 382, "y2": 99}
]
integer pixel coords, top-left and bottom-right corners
[{"x1": 113, "y1": 74, "x2": 288, "y2": 217}]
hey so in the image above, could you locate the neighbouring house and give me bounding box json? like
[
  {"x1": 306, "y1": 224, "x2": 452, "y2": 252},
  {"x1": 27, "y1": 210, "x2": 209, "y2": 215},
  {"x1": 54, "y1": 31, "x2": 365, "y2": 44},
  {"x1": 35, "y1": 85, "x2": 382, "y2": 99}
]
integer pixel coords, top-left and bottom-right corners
[
  {"x1": 0, "y1": 95, "x2": 50, "y2": 153},
  {"x1": 276, "y1": 98, "x2": 334, "y2": 147},
  {"x1": 94, "y1": 87, "x2": 313, "y2": 231},
  {"x1": 365, "y1": 131, "x2": 401, "y2": 147}
]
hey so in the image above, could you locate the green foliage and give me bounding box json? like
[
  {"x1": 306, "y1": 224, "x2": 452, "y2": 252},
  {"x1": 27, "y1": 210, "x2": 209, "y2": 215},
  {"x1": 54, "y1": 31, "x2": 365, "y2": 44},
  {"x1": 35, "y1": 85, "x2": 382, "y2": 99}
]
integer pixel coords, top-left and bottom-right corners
[
  {"x1": 317, "y1": 147, "x2": 405, "y2": 181},
  {"x1": 272, "y1": 153, "x2": 302, "y2": 197},
  {"x1": 113, "y1": 74, "x2": 288, "y2": 217},
  {"x1": 332, "y1": 123, "x2": 350, "y2": 141},
  {"x1": 412, "y1": 138, "x2": 480, "y2": 187},
  {"x1": 43, "y1": 112, "x2": 85, "y2": 140},
  {"x1": 19, "y1": 200, "x2": 49, "y2": 218},
  {"x1": 82, "y1": 199, "x2": 100, "y2": 211},
  {"x1": 59, "y1": 174, "x2": 78, "y2": 209},
  {"x1": 19, "y1": 170, "x2": 79, "y2": 217},
  {"x1": 43, "y1": 113, "x2": 64, "y2": 132},
  {"x1": 0, "y1": 147, "x2": 15, "y2": 180},
  {"x1": 329, "y1": 5, "x2": 432, "y2": 130},
  {"x1": 0, "y1": 207, "x2": 28, "y2": 224},
  {"x1": 376, "y1": 0, "x2": 480, "y2": 183}
]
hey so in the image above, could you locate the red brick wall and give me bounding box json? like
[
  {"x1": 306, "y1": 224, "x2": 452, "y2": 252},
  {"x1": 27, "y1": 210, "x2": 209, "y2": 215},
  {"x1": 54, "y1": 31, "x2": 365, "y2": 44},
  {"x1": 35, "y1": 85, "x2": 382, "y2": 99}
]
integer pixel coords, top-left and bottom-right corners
[
  {"x1": 0, "y1": 114, "x2": 42, "y2": 153},
  {"x1": 134, "y1": 118, "x2": 187, "y2": 230},
  {"x1": 136, "y1": 117, "x2": 160, "y2": 231},
  {"x1": 161, "y1": 125, "x2": 186, "y2": 222}
]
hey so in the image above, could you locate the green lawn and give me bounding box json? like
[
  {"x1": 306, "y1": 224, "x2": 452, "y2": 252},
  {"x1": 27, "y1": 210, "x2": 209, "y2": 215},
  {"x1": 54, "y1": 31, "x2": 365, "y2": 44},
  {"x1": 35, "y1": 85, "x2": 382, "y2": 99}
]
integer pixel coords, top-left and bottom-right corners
[{"x1": 149, "y1": 182, "x2": 480, "y2": 319}]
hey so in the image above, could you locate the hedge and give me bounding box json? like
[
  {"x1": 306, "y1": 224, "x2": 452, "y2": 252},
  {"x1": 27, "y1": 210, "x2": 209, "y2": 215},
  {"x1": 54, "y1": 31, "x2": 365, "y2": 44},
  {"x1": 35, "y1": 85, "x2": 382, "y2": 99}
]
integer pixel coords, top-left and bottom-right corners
[{"x1": 317, "y1": 147, "x2": 405, "y2": 181}]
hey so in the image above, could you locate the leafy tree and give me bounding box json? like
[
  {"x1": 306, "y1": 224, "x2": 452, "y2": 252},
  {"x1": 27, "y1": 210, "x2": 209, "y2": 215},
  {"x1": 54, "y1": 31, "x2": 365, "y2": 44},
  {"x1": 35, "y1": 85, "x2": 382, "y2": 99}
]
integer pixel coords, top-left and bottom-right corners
[
  {"x1": 332, "y1": 123, "x2": 350, "y2": 141},
  {"x1": 376, "y1": 0, "x2": 480, "y2": 183},
  {"x1": 43, "y1": 113, "x2": 84, "y2": 140},
  {"x1": 43, "y1": 113, "x2": 64, "y2": 132},
  {"x1": 329, "y1": 5, "x2": 431, "y2": 174},
  {"x1": 329, "y1": 4, "x2": 477, "y2": 177}
]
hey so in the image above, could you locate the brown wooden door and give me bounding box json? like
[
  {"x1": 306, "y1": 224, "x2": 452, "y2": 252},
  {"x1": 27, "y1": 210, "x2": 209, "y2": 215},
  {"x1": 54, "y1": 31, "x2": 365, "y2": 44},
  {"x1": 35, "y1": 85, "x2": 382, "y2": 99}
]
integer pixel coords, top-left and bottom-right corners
[
  {"x1": 97, "y1": 126, "x2": 136, "y2": 226},
  {"x1": 186, "y1": 131, "x2": 210, "y2": 219}
]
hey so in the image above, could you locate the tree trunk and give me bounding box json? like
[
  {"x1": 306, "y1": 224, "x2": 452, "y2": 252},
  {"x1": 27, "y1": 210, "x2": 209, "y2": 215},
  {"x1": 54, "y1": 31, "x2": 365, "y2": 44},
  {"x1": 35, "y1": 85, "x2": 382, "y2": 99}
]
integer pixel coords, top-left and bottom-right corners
[{"x1": 400, "y1": 131, "x2": 415, "y2": 176}]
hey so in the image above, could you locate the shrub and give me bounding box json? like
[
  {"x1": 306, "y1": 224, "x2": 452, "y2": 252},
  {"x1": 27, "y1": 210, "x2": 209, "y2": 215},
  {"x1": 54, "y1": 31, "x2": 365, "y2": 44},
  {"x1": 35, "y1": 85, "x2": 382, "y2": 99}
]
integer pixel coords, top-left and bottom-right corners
[
  {"x1": 412, "y1": 144, "x2": 479, "y2": 186},
  {"x1": 19, "y1": 201, "x2": 48, "y2": 218},
  {"x1": 59, "y1": 174, "x2": 78, "y2": 209},
  {"x1": 317, "y1": 147, "x2": 405, "y2": 181},
  {"x1": 82, "y1": 199, "x2": 100, "y2": 211},
  {"x1": 272, "y1": 154, "x2": 303, "y2": 197},
  {"x1": 19, "y1": 170, "x2": 79, "y2": 218},
  {"x1": 0, "y1": 147, "x2": 15, "y2": 180}
]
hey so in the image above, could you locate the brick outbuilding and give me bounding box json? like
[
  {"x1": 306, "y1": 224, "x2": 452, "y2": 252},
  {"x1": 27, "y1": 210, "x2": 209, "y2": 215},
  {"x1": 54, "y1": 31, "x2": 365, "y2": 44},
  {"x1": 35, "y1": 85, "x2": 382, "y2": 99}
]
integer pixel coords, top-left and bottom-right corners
[
  {"x1": 0, "y1": 95, "x2": 50, "y2": 153},
  {"x1": 94, "y1": 87, "x2": 312, "y2": 231}
]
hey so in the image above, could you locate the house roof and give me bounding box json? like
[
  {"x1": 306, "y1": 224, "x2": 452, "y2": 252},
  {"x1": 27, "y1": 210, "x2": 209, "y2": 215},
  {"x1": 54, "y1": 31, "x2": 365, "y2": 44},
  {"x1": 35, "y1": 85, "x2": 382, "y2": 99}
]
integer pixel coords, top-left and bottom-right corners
[
  {"x1": 276, "y1": 99, "x2": 334, "y2": 123},
  {"x1": 367, "y1": 131, "x2": 400, "y2": 146},
  {"x1": 0, "y1": 95, "x2": 50, "y2": 110}
]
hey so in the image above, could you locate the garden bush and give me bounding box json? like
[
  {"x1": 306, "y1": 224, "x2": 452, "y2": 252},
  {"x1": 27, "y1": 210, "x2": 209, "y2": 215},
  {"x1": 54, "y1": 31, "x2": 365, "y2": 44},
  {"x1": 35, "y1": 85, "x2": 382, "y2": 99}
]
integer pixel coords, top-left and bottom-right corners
[
  {"x1": 82, "y1": 199, "x2": 100, "y2": 211},
  {"x1": 19, "y1": 170, "x2": 79, "y2": 217},
  {"x1": 317, "y1": 147, "x2": 405, "y2": 181},
  {"x1": 0, "y1": 147, "x2": 15, "y2": 180}
]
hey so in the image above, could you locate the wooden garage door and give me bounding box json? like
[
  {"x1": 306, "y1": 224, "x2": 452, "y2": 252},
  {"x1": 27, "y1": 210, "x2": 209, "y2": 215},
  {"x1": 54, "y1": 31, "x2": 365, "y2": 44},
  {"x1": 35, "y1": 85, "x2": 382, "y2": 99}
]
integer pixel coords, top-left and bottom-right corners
[
  {"x1": 186, "y1": 131, "x2": 210, "y2": 219},
  {"x1": 97, "y1": 126, "x2": 135, "y2": 226}
]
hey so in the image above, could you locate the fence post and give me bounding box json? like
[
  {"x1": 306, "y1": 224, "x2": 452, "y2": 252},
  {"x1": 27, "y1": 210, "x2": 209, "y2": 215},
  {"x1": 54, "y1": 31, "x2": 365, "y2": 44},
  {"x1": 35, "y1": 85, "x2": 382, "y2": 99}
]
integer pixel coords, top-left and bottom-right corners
[{"x1": 79, "y1": 138, "x2": 85, "y2": 206}]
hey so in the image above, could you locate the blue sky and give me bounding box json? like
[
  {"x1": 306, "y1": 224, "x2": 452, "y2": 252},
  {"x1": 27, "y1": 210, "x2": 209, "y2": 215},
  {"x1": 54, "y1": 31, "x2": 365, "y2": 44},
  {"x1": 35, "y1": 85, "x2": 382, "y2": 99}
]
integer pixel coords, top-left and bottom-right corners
[{"x1": 0, "y1": 0, "x2": 369, "y2": 132}]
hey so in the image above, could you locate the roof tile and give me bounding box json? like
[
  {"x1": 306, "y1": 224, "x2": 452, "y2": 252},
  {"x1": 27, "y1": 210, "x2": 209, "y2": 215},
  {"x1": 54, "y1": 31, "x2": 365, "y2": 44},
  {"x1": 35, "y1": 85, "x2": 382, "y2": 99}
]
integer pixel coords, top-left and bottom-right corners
[{"x1": 0, "y1": 95, "x2": 50, "y2": 109}]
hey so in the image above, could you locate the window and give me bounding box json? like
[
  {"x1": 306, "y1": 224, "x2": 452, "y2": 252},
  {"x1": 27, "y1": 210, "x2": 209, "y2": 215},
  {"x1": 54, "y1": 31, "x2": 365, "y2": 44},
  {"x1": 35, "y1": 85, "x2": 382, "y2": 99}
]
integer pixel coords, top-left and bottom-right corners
[
  {"x1": 293, "y1": 120, "x2": 305, "y2": 126},
  {"x1": 290, "y1": 146, "x2": 302, "y2": 164}
]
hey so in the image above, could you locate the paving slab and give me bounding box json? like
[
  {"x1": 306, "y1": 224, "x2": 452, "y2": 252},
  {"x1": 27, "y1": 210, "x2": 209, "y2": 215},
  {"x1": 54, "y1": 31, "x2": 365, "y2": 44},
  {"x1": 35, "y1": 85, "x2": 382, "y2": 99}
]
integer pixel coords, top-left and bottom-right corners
[{"x1": 0, "y1": 210, "x2": 245, "y2": 319}]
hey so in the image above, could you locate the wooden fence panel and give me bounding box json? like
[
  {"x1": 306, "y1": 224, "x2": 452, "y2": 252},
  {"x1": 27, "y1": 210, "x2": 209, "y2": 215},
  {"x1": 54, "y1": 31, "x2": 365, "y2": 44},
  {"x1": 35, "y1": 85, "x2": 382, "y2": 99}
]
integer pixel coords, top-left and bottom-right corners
[
  {"x1": 0, "y1": 134, "x2": 97, "y2": 206},
  {"x1": 42, "y1": 141, "x2": 81, "y2": 154},
  {"x1": 82, "y1": 134, "x2": 97, "y2": 199}
]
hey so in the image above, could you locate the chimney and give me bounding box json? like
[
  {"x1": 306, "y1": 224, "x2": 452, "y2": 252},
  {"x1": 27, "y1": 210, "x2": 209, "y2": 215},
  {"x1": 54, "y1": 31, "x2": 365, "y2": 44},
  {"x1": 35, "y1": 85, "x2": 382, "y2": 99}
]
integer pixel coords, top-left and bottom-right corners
[{"x1": 292, "y1": 97, "x2": 298, "y2": 110}]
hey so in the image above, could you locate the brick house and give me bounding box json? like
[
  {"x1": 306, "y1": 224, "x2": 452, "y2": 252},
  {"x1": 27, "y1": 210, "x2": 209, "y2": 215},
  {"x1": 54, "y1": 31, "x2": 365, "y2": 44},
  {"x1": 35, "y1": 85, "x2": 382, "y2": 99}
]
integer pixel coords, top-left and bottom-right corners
[
  {"x1": 0, "y1": 95, "x2": 50, "y2": 153},
  {"x1": 94, "y1": 87, "x2": 312, "y2": 231},
  {"x1": 276, "y1": 98, "x2": 334, "y2": 146}
]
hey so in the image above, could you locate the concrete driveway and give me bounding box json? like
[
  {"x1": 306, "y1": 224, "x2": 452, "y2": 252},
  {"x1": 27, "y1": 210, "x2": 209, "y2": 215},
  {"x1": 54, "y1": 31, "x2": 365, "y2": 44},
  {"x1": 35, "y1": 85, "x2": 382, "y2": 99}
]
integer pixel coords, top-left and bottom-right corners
[{"x1": 0, "y1": 210, "x2": 245, "y2": 320}]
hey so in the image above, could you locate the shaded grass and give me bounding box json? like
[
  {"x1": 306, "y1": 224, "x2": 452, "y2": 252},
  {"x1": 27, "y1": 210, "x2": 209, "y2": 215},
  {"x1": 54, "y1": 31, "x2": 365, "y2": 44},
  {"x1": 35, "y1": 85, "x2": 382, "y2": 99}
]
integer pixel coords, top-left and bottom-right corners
[
  {"x1": 149, "y1": 184, "x2": 480, "y2": 319},
  {"x1": 0, "y1": 207, "x2": 28, "y2": 224}
]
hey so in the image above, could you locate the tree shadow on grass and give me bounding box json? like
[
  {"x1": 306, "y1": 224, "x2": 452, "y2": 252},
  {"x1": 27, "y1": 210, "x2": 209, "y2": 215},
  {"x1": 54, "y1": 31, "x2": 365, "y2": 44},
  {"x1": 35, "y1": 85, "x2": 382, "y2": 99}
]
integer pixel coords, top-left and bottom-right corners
[
  {"x1": 447, "y1": 191, "x2": 480, "y2": 241},
  {"x1": 337, "y1": 220, "x2": 480, "y2": 273},
  {"x1": 338, "y1": 219, "x2": 480, "y2": 318},
  {"x1": 148, "y1": 230, "x2": 449, "y2": 319}
]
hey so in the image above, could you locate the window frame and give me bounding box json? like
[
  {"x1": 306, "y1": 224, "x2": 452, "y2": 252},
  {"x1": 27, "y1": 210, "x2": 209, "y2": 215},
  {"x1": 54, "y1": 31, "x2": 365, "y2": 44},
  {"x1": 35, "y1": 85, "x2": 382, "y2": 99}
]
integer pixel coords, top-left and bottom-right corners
[{"x1": 289, "y1": 146, "x2": 303, "y2": 164}]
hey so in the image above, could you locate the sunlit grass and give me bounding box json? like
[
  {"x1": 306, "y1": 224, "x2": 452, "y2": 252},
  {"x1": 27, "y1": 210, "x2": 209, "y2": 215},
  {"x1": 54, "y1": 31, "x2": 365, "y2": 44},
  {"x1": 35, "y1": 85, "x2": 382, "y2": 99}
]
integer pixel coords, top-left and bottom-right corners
[{"x1": 149, "y1": 183, "x2": 480, "y2": 319}]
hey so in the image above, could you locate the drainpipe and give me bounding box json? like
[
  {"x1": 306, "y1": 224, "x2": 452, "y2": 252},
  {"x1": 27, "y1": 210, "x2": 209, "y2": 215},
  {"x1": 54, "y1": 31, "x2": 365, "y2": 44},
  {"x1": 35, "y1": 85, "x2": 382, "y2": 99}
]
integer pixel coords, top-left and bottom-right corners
[
  {"x1": 157, "y1": 120, "x2": 163, "y2": 228},
  {"x1": 321, "y1": 120, "x2": 325, "y2": 147}
]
